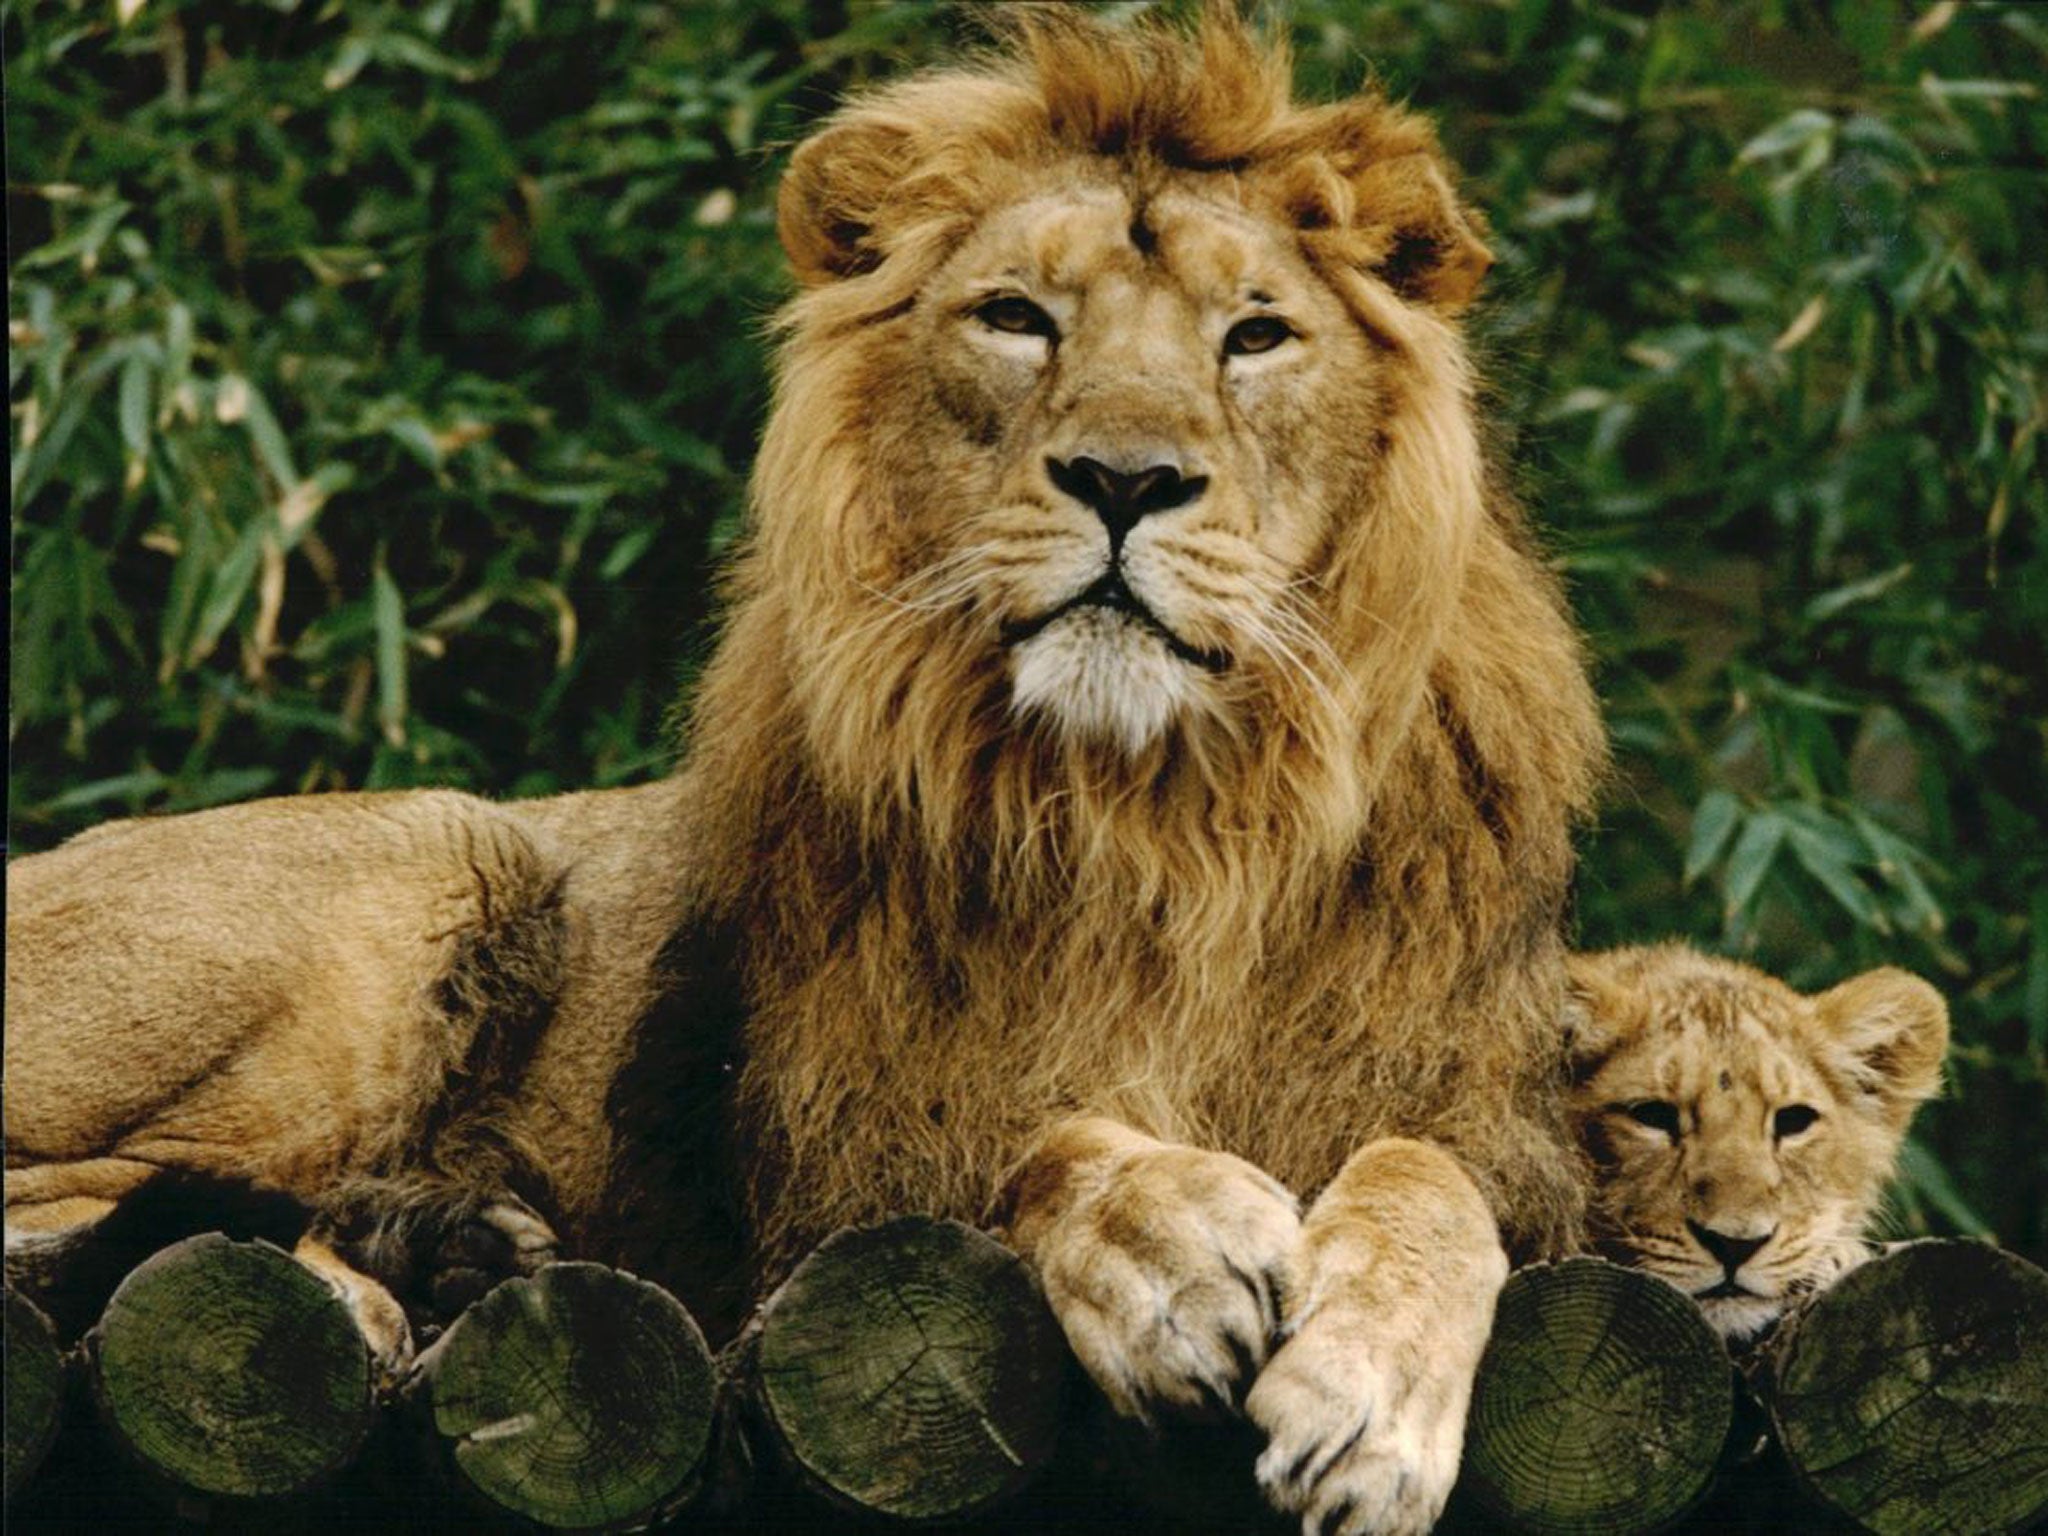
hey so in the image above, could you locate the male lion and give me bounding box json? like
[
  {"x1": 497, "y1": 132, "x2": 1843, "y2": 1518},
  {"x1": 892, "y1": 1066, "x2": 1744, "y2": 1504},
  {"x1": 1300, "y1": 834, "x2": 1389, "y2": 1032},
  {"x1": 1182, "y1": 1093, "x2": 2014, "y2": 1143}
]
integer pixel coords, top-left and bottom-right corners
[{"x1": 6, "y1": 9, "x2": 1603, "y2": 1532}]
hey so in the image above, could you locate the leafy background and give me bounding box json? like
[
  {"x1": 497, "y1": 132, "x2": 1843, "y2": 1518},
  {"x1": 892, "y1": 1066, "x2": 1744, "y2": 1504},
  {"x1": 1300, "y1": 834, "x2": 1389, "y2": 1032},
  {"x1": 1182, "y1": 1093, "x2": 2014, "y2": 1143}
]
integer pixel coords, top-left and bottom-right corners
[{"x1": 10, "y1": 0, "x2": 2044, "y2": 1261}]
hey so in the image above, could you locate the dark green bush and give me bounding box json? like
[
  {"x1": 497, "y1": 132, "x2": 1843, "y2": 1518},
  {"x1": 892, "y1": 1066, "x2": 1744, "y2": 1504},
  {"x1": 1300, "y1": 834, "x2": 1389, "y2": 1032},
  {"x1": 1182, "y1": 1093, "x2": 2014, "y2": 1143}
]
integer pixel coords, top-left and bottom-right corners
[{"x1": 10, "y1": 0, "x2": 2044, "y2": 1257}]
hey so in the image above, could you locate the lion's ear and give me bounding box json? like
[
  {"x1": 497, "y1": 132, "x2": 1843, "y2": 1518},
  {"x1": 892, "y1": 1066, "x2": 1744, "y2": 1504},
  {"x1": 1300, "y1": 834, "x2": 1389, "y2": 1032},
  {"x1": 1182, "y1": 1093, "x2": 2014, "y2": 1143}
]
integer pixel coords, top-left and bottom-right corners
[
  {"x1": 777, "y1": 116, "x2": 918, "y2": 286},
  {"x1": 1813, "y1": 968, "x2": 1949, "y2": 1124},
  {"x1": 1349, "y1": 155, "x2": 1493, "y2": 311},
  {"x1": 1561, "y1": 950, "x2": 1631, "y2": 1082},
  {"x1": 1286, "y1": 111, "x2": 1495, "y2": 312}
]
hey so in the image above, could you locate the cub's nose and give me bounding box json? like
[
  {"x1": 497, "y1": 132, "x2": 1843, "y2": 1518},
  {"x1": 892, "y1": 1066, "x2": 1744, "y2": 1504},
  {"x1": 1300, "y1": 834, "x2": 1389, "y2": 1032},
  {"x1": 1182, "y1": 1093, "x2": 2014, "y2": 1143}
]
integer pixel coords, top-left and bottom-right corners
[
  {"x1": 1046, "y1": 455, "x2": 1207, "y2": 551},
  {"x1": 1687, "y1": 1220, "x2": 1775, "y2": 1274}
]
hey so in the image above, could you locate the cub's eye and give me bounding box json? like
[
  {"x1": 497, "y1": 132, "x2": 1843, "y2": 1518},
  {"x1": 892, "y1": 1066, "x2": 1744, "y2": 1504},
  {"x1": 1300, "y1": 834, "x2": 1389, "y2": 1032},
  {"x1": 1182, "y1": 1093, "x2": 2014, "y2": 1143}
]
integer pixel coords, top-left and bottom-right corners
[
  {"x1": 1774, "y1": 1104, "x2": 1821, "y2": 1139},
  {"x1": 1223, "y1": 315, "x2": 1294, "y2": 357},
  {"x1": 973, "y1": 296, "x2": 1057, "y2": 340},
  {"x1": 1619, "y1": 1100, "x2": 1681, "y2": 1137}
]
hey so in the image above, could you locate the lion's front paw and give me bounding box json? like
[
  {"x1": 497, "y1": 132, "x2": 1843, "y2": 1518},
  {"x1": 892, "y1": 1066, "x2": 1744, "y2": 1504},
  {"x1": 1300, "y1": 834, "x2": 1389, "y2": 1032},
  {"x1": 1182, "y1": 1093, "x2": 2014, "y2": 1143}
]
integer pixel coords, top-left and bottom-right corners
[
  {"x1": 1034, "y1": 1146, "x2": 1300, "y2": 1423},
  {"x1": 1246, "y1": 1306, "x2": 1465, "y2": 1536},
  {"x1": 428, "y1": 1198, "x2": 559, "y2": 1318}
]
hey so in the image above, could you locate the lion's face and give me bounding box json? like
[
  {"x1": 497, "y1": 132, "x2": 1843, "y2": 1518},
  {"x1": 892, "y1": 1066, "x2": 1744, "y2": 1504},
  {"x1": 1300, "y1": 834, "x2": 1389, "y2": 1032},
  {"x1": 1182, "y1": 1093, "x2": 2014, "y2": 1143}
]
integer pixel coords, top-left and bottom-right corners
[
  {"x1": 751, "y1": 17, "x2": 1508, "y2": 820},
  {"x1": 899, "y1": 179, "x2": 1385, "y2": 752},
  {"x1": 1566, "y1": 948, "x2": 1948, "y2": 1341}
]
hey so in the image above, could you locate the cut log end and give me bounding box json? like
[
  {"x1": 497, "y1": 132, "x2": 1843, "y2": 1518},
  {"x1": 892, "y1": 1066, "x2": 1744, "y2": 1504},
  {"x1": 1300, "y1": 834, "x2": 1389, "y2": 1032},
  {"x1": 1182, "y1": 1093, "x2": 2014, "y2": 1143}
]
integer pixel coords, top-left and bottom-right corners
[
  {"x1": 1457, "y1": 1256, "x2": 1733, "y2": 1536},
  {"x1": 750, "y1": 1215, "x2": 1068, "y2": 1522},
  {"x1": 5, "y1": 1288, "x2": 68, "y2": 1502},
  {"x1": 427, "y1": 1260, "x2": 716, "y2": 1529},
  {"x1": 1766, "y1": 1239, "x2": 2048, "y2": 1536},
  {"x1": 88, "y1": 1233, "x2": 374, "y2": 1500}
]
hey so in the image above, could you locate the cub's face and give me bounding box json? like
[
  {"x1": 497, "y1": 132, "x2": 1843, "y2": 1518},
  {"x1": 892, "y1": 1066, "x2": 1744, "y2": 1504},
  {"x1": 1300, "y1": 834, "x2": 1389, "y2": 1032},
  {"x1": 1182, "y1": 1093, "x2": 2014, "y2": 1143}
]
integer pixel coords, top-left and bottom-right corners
[
  {"x1": 877, "y1": 178, "x2": 1390, "y2": 754},
  {"x1": 1565, "y1": 948, "x2": 1948, "y2": 1342}
]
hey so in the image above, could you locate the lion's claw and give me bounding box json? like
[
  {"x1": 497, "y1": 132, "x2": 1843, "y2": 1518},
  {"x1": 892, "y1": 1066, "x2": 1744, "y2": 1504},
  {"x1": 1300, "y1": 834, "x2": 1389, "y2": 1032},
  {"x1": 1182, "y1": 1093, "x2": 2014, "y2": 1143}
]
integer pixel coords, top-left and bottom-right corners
[
  {"x1": 1247, "y1": 1311, "x2": 1463, "y2": 1536},
  {"x1": 1034, "y1": 1146, "x2": 1300, "y2": 1424}
]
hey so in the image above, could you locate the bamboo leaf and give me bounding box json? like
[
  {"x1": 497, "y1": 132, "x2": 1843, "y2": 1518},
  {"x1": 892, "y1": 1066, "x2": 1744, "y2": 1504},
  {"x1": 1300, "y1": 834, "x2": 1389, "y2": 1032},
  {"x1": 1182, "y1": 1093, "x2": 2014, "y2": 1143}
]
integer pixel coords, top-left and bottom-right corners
[
  {"x1": 1683, "y1": 791, "x2": 1742, "y2": 888},
  {"x1": 16, "y1": 200, "x2": 132, "y2": 271},
  {"x1": 1771, "y1": 295, "x2": 1827, "y2": 353},
  {"x1": 188, "y1": 520, "x2": 267, "y2": 666},
  {"x1": 1722, "y1": 811, "x2": 1786, "y2": 921},
  {"x1": 1735, "y1": 110, "x2": 1833, "y2": 165},
  {"x1": 1786, "y1": 824, "x2": 1890, "y2": 933},
  {"x1": 1804, "y1": 564, "x2": 1914, "y2": 624},
  {"x1": 31, "y1": 769, "x2": 170, "y2": 816},
  {"x1": 118, "y1": 351, "x2": 152, "y2": 460},
  {"x1": 1894, "y1": 1141, "x2": 1995, "y2": 1239},
  {"x1": 237, "y1": 378, "x2": 300, "y2": 489},
  {"x1": 373, "y1": 556, "x2": 409, "y2": 748}
]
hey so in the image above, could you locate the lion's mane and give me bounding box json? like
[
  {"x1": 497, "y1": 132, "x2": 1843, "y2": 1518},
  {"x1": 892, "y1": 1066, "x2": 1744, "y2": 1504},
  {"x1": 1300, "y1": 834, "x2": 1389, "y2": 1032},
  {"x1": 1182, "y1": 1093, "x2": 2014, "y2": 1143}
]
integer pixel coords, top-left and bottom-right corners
[{"x1": 672, "y1": 6, "x2": 1606, "y2": 1286}]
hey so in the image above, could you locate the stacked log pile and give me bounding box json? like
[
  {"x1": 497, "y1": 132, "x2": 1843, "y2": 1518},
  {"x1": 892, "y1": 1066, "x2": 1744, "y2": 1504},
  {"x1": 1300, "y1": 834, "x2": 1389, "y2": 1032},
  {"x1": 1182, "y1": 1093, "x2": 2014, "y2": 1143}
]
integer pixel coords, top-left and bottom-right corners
[{"x1": 7, "y1": 1225, "x2": 2044, "y2": 1533}]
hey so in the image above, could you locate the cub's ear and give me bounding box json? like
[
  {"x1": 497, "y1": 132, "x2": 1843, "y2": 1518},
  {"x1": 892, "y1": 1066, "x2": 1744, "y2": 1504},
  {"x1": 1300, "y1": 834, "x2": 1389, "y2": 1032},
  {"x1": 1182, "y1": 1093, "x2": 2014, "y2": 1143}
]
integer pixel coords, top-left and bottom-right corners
[
  {"x1": 1561, "y1": 950, "x2": 1631, "y2": 1082},
  {"x1": 1813, "y1": 967, "x2": 1949, "y2": 1126},
  {"x1": 777, "y1": 115, "x2": 919, "y2": 286}
]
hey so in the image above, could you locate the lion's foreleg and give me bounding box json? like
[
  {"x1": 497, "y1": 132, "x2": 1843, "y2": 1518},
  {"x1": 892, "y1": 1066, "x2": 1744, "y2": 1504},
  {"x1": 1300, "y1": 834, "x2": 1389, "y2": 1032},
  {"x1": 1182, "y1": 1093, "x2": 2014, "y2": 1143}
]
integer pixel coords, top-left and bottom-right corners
[
  {"x1": 1003, "y1": 1115, "x2": 1302, "y2": 1423},
  {"x1": 1247, "y1": 1139, "x2": 1507, "y2": 1536}
]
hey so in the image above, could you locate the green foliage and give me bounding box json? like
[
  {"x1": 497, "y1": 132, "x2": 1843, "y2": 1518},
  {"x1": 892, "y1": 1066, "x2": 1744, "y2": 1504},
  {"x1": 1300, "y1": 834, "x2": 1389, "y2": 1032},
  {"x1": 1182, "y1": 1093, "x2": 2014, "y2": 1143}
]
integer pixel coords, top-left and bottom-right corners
[
  {"x1": 10, "y1": 0, "x2": 2044, "y2": 1254},
  {"x1": 9, "y1": 0, "x2": 949, "y2": 816},
  {"x1": 1286, "y1": 0, "x2": 2048, "y2": 1256}
]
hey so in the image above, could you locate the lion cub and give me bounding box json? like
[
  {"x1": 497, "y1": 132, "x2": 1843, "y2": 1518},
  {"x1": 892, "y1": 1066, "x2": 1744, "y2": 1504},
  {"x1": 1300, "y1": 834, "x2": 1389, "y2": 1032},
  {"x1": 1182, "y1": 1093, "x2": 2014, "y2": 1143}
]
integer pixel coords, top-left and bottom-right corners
[{"x1": 1564, "y1": 944, "x2": 1948, "y2": 1342}]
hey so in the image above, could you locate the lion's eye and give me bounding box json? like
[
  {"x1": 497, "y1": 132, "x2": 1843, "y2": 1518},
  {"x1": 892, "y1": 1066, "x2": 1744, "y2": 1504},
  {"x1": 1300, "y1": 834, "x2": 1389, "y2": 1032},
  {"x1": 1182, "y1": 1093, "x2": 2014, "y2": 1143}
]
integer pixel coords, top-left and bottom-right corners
[
  {"x1": 1774, "y1": 1104, "x2": 1820, "y2": 1138},
  {"x1": 1223, "y1": 315, "x2": 1294, "y2": 357},
  {"x1": 1620, "y1": 1100, "x2": 1681, "y2": 1137},
  {"x1": 974, "y1": 296, "x2": 1057, "y2": 340}
]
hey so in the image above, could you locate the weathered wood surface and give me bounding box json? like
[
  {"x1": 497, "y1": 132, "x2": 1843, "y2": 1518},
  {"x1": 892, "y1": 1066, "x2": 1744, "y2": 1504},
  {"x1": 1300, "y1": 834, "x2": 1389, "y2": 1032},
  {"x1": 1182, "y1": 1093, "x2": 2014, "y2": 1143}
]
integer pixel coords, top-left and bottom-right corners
[
  {"x1": 736, "y1": 1215, "x2": 1068, "y2": 1523},
  {"x1": 4, "y1": 1288, "x2": 67, "y2": 1502},
  {"x1": 1454, "y1": 1257, "x2": 1734, "y2": 1536},
  {"x1": 422, "y1": 1259, "x2": 717, "y2": 1530},
  {"x1": 1764, "y1": 1239, "x2": 2048, "y2": 1536},
  {"x1": 7, "y1": 1221, "x2": 2045, "y2": 1533},
  {"x1": 87, "y1": 1233, "x2": 376, "y2": 1503}
]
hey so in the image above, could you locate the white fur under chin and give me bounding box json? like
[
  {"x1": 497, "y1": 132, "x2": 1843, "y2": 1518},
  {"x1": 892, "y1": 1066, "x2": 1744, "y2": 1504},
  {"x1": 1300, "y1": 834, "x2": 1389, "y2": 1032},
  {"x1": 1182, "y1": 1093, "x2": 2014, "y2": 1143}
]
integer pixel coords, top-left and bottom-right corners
[
  {"x1": 1697, "y1": 1290, "x2": 1787, "y2": 1343},
  {"x1": 1009, "y1": 609, "x2": 1202, "y2": 755}
]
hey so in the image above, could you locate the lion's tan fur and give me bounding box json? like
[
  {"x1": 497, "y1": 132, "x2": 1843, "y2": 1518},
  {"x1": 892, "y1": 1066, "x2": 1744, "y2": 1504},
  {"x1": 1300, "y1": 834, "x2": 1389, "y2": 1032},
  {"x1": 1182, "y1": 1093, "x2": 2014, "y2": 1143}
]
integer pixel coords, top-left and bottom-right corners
[
  {"x1": 683, "y1": 5, "x2": 1605, "y2": 1278},
  {"x1": 7, "y1": 6, "x2": 1605, "y2": 1354}
]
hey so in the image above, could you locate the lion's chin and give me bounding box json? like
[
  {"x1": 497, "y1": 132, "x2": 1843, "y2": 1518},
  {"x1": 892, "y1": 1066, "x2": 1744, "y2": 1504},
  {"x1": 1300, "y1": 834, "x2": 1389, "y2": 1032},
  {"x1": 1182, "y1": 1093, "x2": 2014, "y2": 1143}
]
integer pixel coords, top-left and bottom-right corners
[
  {"x1": 1009, "y1": 608, "x2": 1207, "y2": 755},
  {"x1": 1694, "y1": 1288, "x2": 1786, "y2": 1344}
]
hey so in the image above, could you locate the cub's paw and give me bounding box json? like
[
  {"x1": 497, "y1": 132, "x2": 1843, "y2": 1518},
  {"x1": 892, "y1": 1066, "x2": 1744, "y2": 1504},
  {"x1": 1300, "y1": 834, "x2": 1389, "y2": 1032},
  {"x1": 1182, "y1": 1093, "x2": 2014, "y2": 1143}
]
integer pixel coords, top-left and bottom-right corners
[
  {"x1": 1246, "y1": 1306, "x2": 1466, "y2": 1536},
  {"x1": 1034, "y1": 1146, "x2": 1300, "y2": 1423},
  {"x1": 428, "y1": 1198, "x2": 559, "y2": 1318}
]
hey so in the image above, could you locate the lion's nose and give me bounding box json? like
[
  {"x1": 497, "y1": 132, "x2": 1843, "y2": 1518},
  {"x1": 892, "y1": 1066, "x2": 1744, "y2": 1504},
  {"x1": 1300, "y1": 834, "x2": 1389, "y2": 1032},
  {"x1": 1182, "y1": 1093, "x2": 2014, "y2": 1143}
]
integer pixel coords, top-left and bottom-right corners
[
  {"x1": 1046, "y1": 455, "x2": 1207, "y2": 552},
  {"x1": 1687, "y1": 1220, "x2": 1775, "y2": 1274}
]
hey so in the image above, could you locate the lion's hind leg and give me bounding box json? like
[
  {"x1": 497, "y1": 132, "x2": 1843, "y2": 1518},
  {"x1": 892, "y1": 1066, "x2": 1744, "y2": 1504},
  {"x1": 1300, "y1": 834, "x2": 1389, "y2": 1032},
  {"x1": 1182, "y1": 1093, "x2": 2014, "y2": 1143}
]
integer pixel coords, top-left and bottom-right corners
[{"x1": 6, "y1": 789, "x2": 574, "y2": 1354}]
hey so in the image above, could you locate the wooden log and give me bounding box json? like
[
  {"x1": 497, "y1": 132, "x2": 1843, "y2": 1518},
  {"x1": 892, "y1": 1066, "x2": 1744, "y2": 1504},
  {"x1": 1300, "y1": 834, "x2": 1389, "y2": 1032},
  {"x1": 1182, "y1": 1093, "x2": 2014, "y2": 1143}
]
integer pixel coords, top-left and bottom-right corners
[
  {"x1": 87, "y1": 1233, "x2": 375, "y2": 1501},
  {"x1": 424, "y1": 1260, "x2": 716, "y2": 1529},
  {"x1": 1062, "y1": 1401, "x2": 1286, "y2": 1533},
  {"x1": 1454, "y1": 1256, "x2": 1733, "y2": 1536},
  {"x1": 5, "y1": 1289, "x2": 68, "y2": 1502},
  {"x1": 744, "y1": 1216, "x2": 1068, "y2": 1522},
  {"x1": 1763, "y1": 1239, "x2": 2048, "y2": 1536}
]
